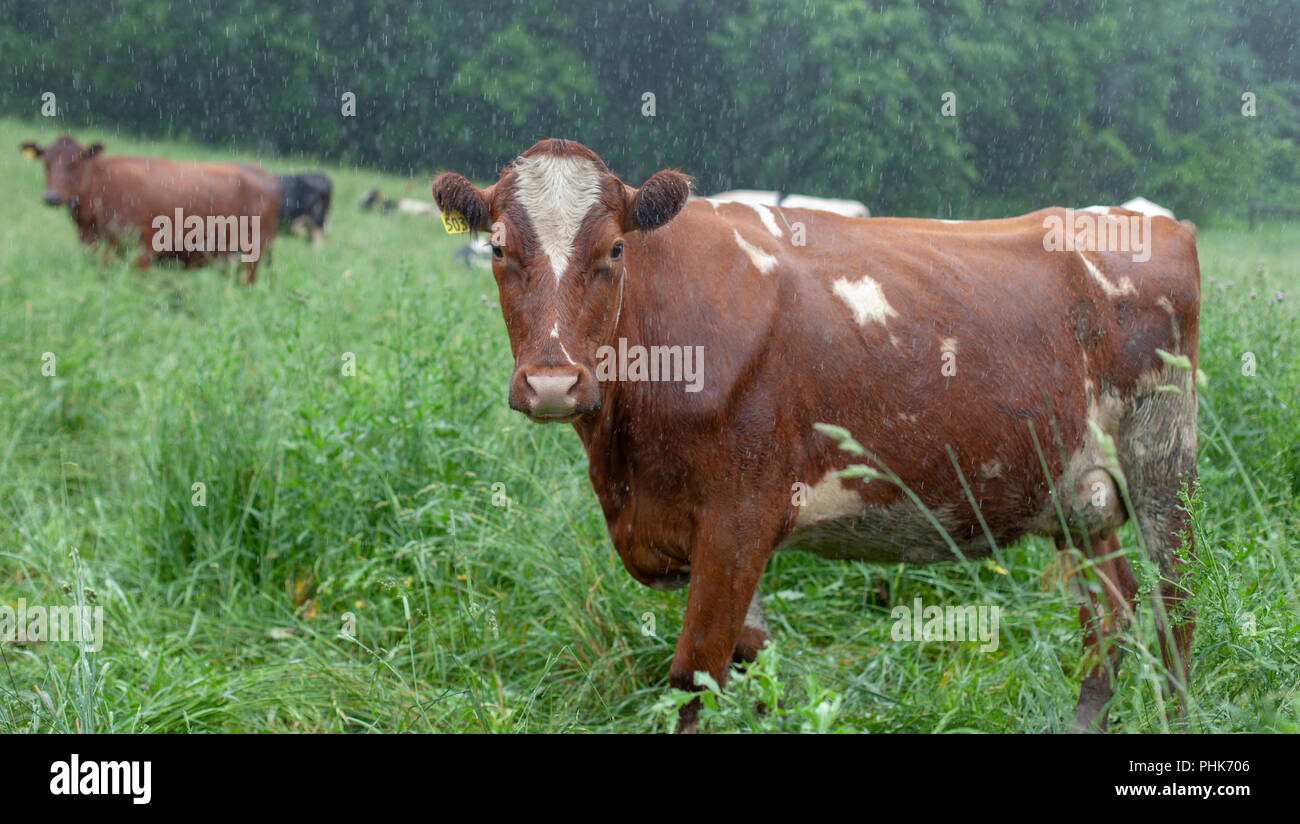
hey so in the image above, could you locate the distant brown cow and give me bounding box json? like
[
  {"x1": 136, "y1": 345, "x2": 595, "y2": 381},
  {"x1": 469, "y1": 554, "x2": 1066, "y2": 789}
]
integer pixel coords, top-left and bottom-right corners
[
  {"x1": 21, "y1": 135, "x2": 279, "y2": 282},
  {"x1": 435, "y1": 139, "x2": 1202, "y2": 733}
]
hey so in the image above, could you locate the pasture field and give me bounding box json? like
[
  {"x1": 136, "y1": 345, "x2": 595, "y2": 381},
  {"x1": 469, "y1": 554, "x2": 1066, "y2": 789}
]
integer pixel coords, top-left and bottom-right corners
[{"x1": 0, "y1": 117, "x2": 1296, "y2": 733}]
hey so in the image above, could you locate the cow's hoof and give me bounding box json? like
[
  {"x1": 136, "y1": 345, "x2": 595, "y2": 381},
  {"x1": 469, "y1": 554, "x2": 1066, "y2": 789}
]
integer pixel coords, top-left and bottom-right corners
[
  {"x1": 674, "y1": 698, "x2": 701, "y2": 734},
  {"x1": 1069, "y1": 706, "x2": 1108, "y2": 733},
  {"x1": 732, "y1": 627, "x2": 768, "y2": 665}
]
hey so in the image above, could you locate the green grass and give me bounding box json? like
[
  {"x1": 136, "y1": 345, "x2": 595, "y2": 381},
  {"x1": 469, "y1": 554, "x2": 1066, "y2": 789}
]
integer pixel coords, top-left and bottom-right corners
[{"x1": 1, "y1": 117, "x2": 1296, "y2": 733}]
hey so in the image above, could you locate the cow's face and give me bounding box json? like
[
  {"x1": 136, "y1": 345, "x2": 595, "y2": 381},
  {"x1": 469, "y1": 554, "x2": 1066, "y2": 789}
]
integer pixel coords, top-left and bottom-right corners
[
  {"x1": 21, "y1": 135, "x2": 102, "y2": 207},
  {"x1": 435, "y1": 139, "x2": 690, "y2": 423}
]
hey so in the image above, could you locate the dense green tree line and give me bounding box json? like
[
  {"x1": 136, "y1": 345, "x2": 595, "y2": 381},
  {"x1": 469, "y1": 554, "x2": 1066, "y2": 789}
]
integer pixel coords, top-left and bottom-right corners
[{"x1": 2, "y1": 0, "x2": 1296, "y2": 221}]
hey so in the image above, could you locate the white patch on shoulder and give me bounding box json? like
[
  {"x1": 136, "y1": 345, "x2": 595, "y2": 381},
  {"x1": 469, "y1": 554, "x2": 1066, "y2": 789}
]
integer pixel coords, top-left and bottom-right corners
[
  {"x1": 832, "y1": 275, "x2": 898, "y2": 326},
  {"x1": 794, "y1": 474, "x2": 864, "y2": 528},
  {"x1": 936, "y1": 219, "x2": 966, "y2": 224},
  {"x1": 549, "y1": 322, "x2": 559, "y2": 338},
  {"x1": 744, "y1": 203, "x2": 783, "y2": 237},
  {"x1": 1080, "y1": 205, "x2": 1112, "y2": 215},
  {"x1": 941, "y1": 337, "x2": 959, "y2": 355},
  {"x1": 512, "y1": 153, "x2": 603, "y2": 284},
  {"x1": 733, "y1": 229, "x2": 778, "y2": 275},
  {"x1": 1079, "y1": 252, "x2": 1136, "y2": 298}
]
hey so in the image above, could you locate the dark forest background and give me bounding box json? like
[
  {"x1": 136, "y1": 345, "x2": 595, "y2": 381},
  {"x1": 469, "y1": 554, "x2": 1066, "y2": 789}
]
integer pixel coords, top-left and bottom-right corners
[{"x1": 2, "y1": 0, "x2": 1297, "y2": 221}]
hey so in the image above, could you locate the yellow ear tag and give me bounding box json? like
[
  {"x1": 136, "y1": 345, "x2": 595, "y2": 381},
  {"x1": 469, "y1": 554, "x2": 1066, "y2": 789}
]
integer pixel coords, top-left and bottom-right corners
[
  {"x1": 22, "y1": 147, "x2": 37, "y2": 160},
  {"x1": 440, "y1": 210, "x2": 470, "y2": 234}
]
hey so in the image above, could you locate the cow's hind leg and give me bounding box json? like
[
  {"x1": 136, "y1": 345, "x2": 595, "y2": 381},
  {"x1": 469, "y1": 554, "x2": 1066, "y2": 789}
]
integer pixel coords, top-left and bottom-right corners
[{"x1": 1066, "y1": 530, "x2": 1138, "y2": 732}]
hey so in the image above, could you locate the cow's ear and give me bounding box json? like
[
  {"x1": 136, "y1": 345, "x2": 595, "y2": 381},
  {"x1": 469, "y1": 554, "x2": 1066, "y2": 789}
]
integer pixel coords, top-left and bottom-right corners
[
  {"x1": 433, "y1": 173, "x2": 492, "y2": 231},
  {"x1": 624, "y1": 170, "x2": 692, "y2": 232},
  {"x1": 20, "y1": 142, "x2": 43, "y2": 160},
  {"x1": 83, "y1": 143, "x2": 103, "y2": 160}
]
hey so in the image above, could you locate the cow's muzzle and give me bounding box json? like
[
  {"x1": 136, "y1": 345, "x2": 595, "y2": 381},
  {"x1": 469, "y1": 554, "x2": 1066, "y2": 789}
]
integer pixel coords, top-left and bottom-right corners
[
  {"x1": 510, "y1": 366, "x2": 599, "y2": 423},
  {"x1": 43, "y1": 190, "x2": 63, "y2": 206}
]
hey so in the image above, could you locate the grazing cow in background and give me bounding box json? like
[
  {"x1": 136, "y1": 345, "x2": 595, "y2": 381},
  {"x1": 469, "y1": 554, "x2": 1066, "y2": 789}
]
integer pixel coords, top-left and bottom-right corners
[
  {"x1": 360, "y1": 188, "x2": 395, "y2": 213},
  {"x1": 708, "y1": 188, "x2": 871, "y2": 218},
  {"x1": 454, "y1": 237, "x2": 492, "y2": 269},
  {"x1": 434, "y1": 139, "x2": 1201, "y2": 733},
  {"x1": 278, "y1": 173, "x2": 332, "y2": 245},
  {"x1": 22, "y1": 135, "x2": 279, "y2": 283},
  {"x1": 360, "y1": 187, "x2": 437, "y2": 216}
]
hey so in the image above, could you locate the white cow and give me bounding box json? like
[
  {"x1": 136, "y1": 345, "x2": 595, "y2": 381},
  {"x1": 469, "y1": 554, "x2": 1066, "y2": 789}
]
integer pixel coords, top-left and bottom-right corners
[
  {"x1": 1120, "y1": 197, "x2": 1176, "y2": 219},
  {"x1": 707, "y1": 189, "x2": 870, "y2": 218},
  {"x1": 395, "y1": 198, "x2": 437, "y2": 216}
]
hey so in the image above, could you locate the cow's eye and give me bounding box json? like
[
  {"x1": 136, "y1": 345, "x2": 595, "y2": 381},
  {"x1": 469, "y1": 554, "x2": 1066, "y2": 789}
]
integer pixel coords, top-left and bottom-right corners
[
  {"x1": 491, "y1": 244, "x2": 504, "y2": 258},
  {"x1": 610, "y1": 241, "x2": 623, "y2": 260}
]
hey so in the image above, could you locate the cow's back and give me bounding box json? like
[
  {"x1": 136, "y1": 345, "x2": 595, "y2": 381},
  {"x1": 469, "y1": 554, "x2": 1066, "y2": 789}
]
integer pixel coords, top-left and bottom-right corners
[{"x1": 85, "y1": 156, "x2": 280, "y2": 232}]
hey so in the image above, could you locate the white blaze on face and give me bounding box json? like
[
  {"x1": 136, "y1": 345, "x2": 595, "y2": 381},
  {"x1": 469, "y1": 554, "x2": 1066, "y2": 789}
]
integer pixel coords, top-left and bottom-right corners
[
  {"x1": 512, "y1": 153, "x2": 603, "y2": 284},
  {"x1": 832, "y1": 275, "x2": 898, "y2": 326}
]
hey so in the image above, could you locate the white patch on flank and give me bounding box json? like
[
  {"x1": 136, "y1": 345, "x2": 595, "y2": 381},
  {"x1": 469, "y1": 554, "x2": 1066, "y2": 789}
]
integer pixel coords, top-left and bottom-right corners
[
  {"x1": 832, "y1": 275, "x2": 898, "y2": 327},
  {"x1": 793, "y1": 474, "x2": 864, "y2": 528},
  {"x1": 512, "y1": 153, "x2": 603, "y2": 284},
  {"x1": 550, "y1": 322, "x2": 559, "y2": 338},
  {"x1": 744, "y1": 203, "x2": 783, "y2": 237},
  {"x1": 732, "y1": 229, "x2": 778, "y2": 275},
  {"x1": 937, "y1": 219, "x2": 966, "y2": 224},
  {"x1": 1078, "y1": 252, "x2": 1136, "y2": 298},
  {"x1": 1080, "y1": 205, "x2": 1112, "y2": 215},
  {"x1": 941, "y1": 337, "x2": 959, "y2": 355}
]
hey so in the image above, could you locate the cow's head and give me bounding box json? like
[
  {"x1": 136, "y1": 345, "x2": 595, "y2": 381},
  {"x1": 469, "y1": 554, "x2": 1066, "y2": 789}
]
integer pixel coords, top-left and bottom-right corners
[
  {"x1": 434, "y1": 139, "x2": 691, "y2": 423},
  {"x1": 21, "y1": 135, "x2": 102, "y2": 207}
]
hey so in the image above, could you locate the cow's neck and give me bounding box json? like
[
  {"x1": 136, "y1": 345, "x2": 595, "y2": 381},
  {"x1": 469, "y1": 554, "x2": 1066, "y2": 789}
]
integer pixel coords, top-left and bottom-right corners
[{"x1": 573, "y1": 201, "x2": 779, "y2": 457}]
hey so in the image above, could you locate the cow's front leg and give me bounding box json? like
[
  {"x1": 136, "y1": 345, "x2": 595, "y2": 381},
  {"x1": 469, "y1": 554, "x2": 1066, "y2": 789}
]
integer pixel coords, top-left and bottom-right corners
[
  {"x1": 733, "y1": 591, "x2": 769, "y2": 665},
  {"x1": 134, "y1": 240, "x2": 154, "y2": 270},
  {"x1": 669, "y1": 523, "x2": 772, "y2": 734}
]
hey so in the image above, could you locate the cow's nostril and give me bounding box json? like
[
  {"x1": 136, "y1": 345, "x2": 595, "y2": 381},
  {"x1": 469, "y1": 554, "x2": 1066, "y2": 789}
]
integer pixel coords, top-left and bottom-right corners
[{"x1": 525, "y1": 374, "x2": 579, "y2": 416}]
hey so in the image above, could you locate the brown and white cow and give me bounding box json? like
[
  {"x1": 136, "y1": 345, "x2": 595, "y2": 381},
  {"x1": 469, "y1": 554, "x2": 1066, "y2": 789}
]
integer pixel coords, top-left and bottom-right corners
[
  {"x1": 21, "y1": 135, "x2": 279, "y2": 282},
  {"x1": 434, "y1": 139, "x2": 1201, "y2": 733}
]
